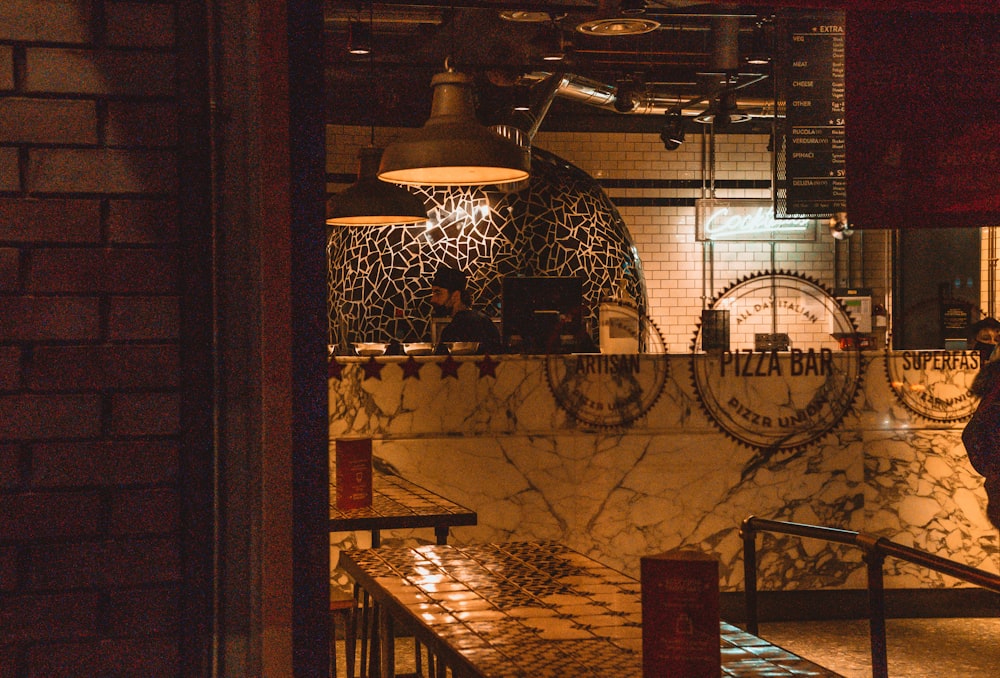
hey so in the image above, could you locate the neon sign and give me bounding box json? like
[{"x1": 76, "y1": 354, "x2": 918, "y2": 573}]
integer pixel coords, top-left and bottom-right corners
[{"x1": 696, "y1": 199, "x2": 817, "y2": 241}]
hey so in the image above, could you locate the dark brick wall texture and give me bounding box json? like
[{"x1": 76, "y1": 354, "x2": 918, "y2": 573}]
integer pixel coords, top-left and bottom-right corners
[{"x1": 1, "y1": 1, "x2": 186, "y2": 675}]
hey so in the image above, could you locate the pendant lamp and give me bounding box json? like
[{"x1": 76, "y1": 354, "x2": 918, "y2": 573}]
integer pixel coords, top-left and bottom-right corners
[
  {"x1": 326, "y1": 146, "x2": 428, "y2": 226},
  {"x1": 327, "y1": 2, "x2": 427, "y2": 227},
  {"x1": 377, "y1": 63, "x2": 531, "y2": 186}
]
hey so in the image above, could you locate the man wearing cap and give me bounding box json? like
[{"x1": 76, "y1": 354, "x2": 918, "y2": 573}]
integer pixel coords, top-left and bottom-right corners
[
  {"x1": 969, "y1": 317, "x2": 1000, "y2": 363},
  {"x1": 430, "y1": 265, "x2": 503, "y2": 354}
]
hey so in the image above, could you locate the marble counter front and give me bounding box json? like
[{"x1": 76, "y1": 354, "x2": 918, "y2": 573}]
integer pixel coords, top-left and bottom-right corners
[{"x1": 328, "y1": 352, "x2": 999, "y2": 593}]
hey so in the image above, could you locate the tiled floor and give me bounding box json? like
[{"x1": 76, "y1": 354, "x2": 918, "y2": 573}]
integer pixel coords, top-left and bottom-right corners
[
  {"x1": 336, "y1": 617, "x2": 1000, "y2": 677},
  {"x1": 337, "y1": 617, "x2": 1000, "y2": 678},
  {"x1": 758, "y1": 617, "x2": 1000, "y2": 678}
]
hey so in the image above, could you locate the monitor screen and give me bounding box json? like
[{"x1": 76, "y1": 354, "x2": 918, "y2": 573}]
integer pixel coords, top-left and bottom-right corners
[{"x1": 502, "y1": 277, "x2": 588, "y2": 354}]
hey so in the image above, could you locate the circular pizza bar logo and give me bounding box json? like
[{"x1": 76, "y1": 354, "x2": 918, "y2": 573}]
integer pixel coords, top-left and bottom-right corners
[
  {"x1": 545, "y1": 314, "x2": 669, "y2": 428},
  {"x1": 884, "y1": 351, "x2": 981, "y2": 422},
  {"x1": 690, "y1": 272, "x2": 863, "y2": 452}
]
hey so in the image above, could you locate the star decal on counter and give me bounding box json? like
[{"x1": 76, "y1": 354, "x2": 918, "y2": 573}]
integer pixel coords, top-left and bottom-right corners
[
  {"x1": 362, "y1": 357, "x2": 384, "y2": 380},
  {"x1": 401, "y1": 356, "x2": 423, "y2": 380},
  {"x1": 475, "y1": 354, "x2": 500, "y2": 378},
  {"x1": 437, "y1": 356, "x2": 461, "y2": 379},
  {"x1": 328, "y1": 359, "x2": 344, "y2": 380}
]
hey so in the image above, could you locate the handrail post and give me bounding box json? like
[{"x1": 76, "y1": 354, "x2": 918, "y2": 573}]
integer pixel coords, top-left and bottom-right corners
[
  {"x1": 859, "y1": 534, "x2": 888, "y2": 678},
  {"x1": 737, "y1": 515, "x2": 1000, "y2": 677},
  {"x1": 739, "y1": 515, "x2": 760, "y2": 635}
]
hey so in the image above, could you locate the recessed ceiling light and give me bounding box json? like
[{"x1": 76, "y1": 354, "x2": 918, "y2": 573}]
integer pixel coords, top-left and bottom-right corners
[
  {"x1": 575, "y1": 17, "x2": 660, "y2": 36},
  {"x1": 694, "y1": 110, "x2": 753, "y2": 125},
  {"x1": 619, "y1": 0, "x2": 648, "y2": 15},
  {"x1": 500, "y1": 11, "x2": 566, "y2": 23}
]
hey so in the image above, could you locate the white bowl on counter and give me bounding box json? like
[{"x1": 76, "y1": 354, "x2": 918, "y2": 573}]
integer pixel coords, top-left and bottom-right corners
[
  {"x1": 445, "y1": 342, "x2": 479, "y2": 355},
  {"x1": 403, "y1": 342, "x2": 434, "y2": 356},
  {"x1": 353, "y1": 342, "x2": 387, "y2": 357}
]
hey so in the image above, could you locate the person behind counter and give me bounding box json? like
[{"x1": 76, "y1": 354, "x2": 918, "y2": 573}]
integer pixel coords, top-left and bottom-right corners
[
  {"x1": 968, "y1": 317, "x2": 1000, "y2": 363},
  {"x1": 430, "y1": 265, "x2": 503, "y2": 355}
]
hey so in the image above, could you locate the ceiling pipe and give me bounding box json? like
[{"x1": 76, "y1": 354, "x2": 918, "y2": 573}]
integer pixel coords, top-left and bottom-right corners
[
  {"x1": 519, "y1": 7, "x2": 768, "y2": 121},
  {"x1": 524, "y1": 72, "x2": 568, "y2": 140},
  {"x1": 518, "y1": 71, "x2": 774, "y2": 119},
  {"x1": 709, "y1": 15, "x2": 741, "y2": 74}
]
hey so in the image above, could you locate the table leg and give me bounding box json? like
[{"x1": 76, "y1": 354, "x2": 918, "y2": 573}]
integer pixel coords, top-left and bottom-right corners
[
  {"x1": 379, "y1": 606, "x2": 395, "y2": 678},
  {"x1": 359, "y1": 590, "x2": 371, "y2": 677},
  {"x1": 371, "y1": 529, "x2": 381, "y2": 547},
  {"x1": 368, "y1": 602, "x2": 379, "y2": 678},
  {"x1": 433, "y1": 525, "x2": 449, "y2": 545},
  {"x1": 346, "y1": 584, "x2": 359, "y2": 678}
]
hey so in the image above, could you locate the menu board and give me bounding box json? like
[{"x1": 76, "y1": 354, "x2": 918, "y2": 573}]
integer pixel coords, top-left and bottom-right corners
[{"x1": 781, "y1": 11, "x2": 846, "y2": 217}]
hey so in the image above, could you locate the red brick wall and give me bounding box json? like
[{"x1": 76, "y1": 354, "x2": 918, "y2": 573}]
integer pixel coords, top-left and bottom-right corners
[{"x1": 0, "y1": 1, "x2": 191, "y2": 674}]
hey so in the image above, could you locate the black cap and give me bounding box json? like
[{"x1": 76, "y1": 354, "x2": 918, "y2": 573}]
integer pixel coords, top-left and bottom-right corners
[
  {"x1": 970, "y1": 317, "x2": 1000, "y2": 333},
  {"x1": 432, "y1": 266, "x2": 466, "y2": 292},
  {"x1": 967, "y1": 317, "x2": 1000, "y2": 339}
]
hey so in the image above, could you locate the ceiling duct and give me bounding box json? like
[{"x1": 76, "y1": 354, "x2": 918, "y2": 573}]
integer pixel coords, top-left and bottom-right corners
[
  {"x1": 694, "y1": 15, "x2": 753, "y2": 125},
  {"x1": 325, "y1": 4, "x2": 774, "y2": 130},
  {"x1": 511, "y1": 5, "x2": 768, "y2": 125},
  {"x1": 507, "y1": 72, "x2": 567, "y2": 140},
  {"x1": 707, "y1": 15, "x2": 741, "y2": 75},
  {"x1": 517, "y1": 71, "x2": 771, "y2": 121}
]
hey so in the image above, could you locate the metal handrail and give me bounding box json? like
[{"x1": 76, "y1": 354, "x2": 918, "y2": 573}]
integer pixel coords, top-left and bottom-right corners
[{"x1": 740, "y1": 515, "x2": 1000, "y2": 678}]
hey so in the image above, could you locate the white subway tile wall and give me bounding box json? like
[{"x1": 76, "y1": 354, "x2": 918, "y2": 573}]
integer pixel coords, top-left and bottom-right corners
[{"x1": 535, "y1": 130, "x2": 849, "y2": 351}]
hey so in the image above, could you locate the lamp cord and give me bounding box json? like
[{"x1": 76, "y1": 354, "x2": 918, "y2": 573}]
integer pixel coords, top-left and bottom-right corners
[
  {"x1": 368, "y1": 0, "x2": 375, "y2": 146},
  {"x1": 449, "y1": 1, "x2": 456, "y2": 69}
]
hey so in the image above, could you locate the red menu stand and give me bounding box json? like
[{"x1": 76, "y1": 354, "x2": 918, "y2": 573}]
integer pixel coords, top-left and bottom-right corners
[
  {"x1": 641, "y1": 549, "x2": 721, "y2": 678},
  {"x1": 335, "y1": 437, "x2": 373, "y2": 510}
]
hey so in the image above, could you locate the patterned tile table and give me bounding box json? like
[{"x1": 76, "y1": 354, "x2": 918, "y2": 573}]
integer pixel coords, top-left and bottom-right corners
[
  {"x1": 332, "y1": 473, "x2": 480, "y2": 677},
  {"x1": 338, "y1": 541, "x2": 843, "y2": 678},
  {"x1": 331, "y1": 471, "x2": 478, "y2": 546}
]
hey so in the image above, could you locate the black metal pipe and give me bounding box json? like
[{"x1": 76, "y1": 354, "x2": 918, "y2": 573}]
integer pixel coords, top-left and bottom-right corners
[
  {"x1": 743, "y1": 516, "x2": 859, "y2": 546},
  {"x1": 739, "y1": 516, "x2": 760, "y2": 635},
  {"x1": 859, "y1": 535, "x2": 889, "y2": 678},
  {"x1": 876, "y1": 538, "x2": 1000, "y2": 594},
  {"x1": 741, "y1": 515, "x2": 1000, "y2": 678}
]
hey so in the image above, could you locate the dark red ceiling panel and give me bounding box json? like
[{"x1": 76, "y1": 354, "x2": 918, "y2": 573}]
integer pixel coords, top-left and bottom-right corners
[{"x1": 845, "y1": 10, "x2": 999, "y2": 229}]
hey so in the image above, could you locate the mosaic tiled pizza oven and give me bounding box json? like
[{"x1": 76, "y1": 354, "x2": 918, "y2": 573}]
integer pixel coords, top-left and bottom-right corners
[{"x1": 327, "y1": 148, "x2": 647, "y2": 348}]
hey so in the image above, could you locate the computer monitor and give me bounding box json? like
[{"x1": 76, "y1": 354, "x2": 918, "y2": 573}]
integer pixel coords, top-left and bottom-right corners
[{"x1": 502, "y1": 276, "x2": 587, "y2": 354}]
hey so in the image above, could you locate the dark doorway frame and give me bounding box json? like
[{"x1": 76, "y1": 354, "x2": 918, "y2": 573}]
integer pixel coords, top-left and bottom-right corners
[{"x1": 176, "y1": 0, "x2": 330, "y2": 674}]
